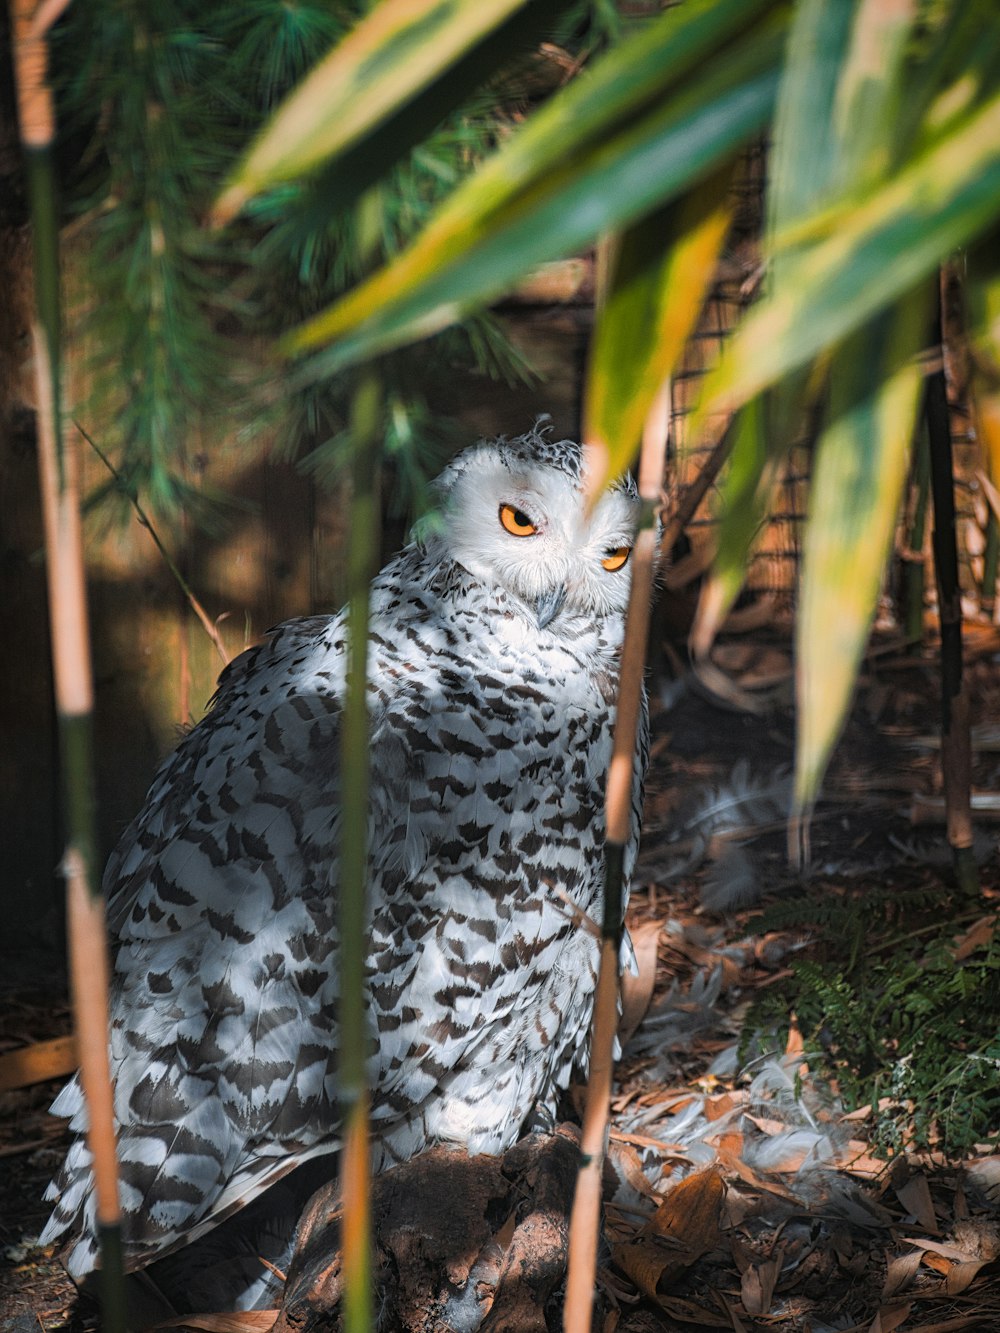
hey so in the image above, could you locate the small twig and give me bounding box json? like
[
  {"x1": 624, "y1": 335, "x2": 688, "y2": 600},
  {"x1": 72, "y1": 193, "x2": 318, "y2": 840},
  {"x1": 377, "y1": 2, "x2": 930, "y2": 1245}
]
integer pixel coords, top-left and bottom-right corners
[
  {"x1": 0, "y1": 1138, "x2": 61, "y2": 1159},
  {"x1": 551, "y1": 886, "x2": 601, "y2": 940},
  {"x1": 337, "y1": 186, "x2": 384, "y2": 1333},
  {"x1": 78, "y1": 422, "x2": 230, "y2": 667}
]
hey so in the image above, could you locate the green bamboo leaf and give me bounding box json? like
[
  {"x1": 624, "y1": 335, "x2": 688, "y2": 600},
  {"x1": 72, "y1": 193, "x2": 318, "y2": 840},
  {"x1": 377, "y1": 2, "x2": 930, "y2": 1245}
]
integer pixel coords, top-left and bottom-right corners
[
  {"x1": 696, "y1": 88, "x2": 1000, "y2": 427},
  {"x1": 795, "y1": 284, "x2": 931, "y2": 812},
  {"x1": 690, "y1": 396, "x2": 777, "y2": 657},
  {"x1": 584, "y1": 167, "x2": 733, "y2": 489},
  {"x1": 895, "y1": 0, "x2": 1000, "y2": 155},
  {"x1": 287, "y1": 11, "x2": 786, "y2": 368},
  {"x1": 829, "y1": 0, "x2": 916, "y2": 185},
  {"x1": 767, "y1": 0, "x2": 855, "y2": 232},
  {"x1": 214, "y1": 0, "x2": 533, "y2": 223},
  {"x1": 966, "y1": 232, "x2": 1000, "y2": 484},
  {"x1": 403, "y1": 0, "x2": 782, "y2": 237},
  {"x1": 694, "y1": 0, "x2": 859, "y2": 652}
]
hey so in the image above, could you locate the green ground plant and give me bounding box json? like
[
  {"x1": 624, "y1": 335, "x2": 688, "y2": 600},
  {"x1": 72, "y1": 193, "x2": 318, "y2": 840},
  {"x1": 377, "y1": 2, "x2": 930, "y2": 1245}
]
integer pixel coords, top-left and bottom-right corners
[{"x1": 747, "y1": 882, "x2": 1000, "y2": 1157}]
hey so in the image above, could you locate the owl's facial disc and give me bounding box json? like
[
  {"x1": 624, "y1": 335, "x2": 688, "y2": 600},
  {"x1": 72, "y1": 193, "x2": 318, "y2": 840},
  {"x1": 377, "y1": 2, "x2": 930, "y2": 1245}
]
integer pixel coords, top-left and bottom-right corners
[{"x1": 439, "y1": 444, "x2": 638, "y2": 626}]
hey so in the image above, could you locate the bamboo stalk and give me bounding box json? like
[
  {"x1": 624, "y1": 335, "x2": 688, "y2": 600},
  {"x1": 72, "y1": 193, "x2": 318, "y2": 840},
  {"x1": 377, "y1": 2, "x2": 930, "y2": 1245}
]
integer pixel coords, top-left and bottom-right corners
[
  {"x1": 564, "y1": 387, "x2": 668, "y2": 1332},
  {"x1": 926, "y1": 306, "x2": 978, "y2": 896},
  {"x1": 11, "y1": 4, "x2": 126, "y2": 1329},
  {"x1": 337, "y1": 189, "x2": 383, "y2": 1333}
]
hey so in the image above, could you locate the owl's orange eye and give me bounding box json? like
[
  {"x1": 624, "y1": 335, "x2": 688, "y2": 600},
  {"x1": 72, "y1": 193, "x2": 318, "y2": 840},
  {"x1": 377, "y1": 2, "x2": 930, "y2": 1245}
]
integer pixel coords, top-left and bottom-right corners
[
  {"x1": 601, "y1": 546, "x2": 630, "y2": 572},
  {"x1": 499, "y1": 504, "x2": 537, "y2": 537}
]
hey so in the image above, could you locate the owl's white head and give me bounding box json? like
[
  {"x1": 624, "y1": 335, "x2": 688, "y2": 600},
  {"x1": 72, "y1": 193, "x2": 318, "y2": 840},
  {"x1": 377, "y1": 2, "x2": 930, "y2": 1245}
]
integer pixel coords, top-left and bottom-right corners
[{"x1": 429, "y1": 424, "x2": 640, "y2": 629}]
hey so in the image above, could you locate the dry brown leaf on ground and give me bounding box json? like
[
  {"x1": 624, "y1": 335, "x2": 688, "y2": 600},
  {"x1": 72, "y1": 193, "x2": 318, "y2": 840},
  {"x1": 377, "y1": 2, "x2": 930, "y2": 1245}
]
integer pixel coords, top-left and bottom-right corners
[
  {"x1": 646, "y1": 1167, "x2": 725, "y2": 1250},
  {"x1": 907, "y1": 1236, "x2": 980, "y2": 1265},
  {"x1": 702, "y1": 1090, "x2": 743, "y2": 1122},
  {"x1": 881, "y1": 1247, "x2": 923, "y2": 1299},
  {"x1": 867, "y1": 1303, "x2": 912, "y2": 1332},
  {"x1": 965, "y1": 1155, "x2": 1000, "y2": 1199},
  {"x1": 944, "y1": 1257, "x2": 992, "y2": 1295},
  {"x1": 0, "y1": 1035, "x2": 79, "y2": 1091},
  {"x1": 712, "y1": 1291, "x2": 751, "y2": 1332},
  {"x1": 611, "y1": 1234, "x2": 686, "y2": 1306},
  {"x1": 711, "y1": 1145, "x2": 802, "y2": 1203},
  {"x1": 619, "y1": 920, "x2": 663, "y2": 1043},
  {"x1": 895, "y1": 1172, "x2": 938, "y2": 1231},
  {"x1": 612, "y1": 1168, "x2": 725, "y2": 1296},
  {"x1": 783, "y1": 1018, "x2": 805, "y2": 1062},
  {"x1": 838, "y1": 1139, "x2": 891, "y2": 1179},
  {"x1": 606, "y1": 1137, "x2": 664, "y2": 1205},
  {"x1": 654, "y1": 1294, "x2": 732, "y2": 1328},
  {"x1": 739, "y1": 1246, "x2": 783, "y2": 1317},
  {"x1": 904, "y1": 1221, "x2": 1000, "y2": 1296},
  {"x1": 951, "y1": 914, "x2": 997, "y2": 960}
]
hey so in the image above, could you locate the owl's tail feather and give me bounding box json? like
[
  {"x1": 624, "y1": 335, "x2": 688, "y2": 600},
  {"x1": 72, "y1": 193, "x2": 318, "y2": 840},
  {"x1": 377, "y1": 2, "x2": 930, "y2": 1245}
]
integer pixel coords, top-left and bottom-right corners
[{"x1": 41, "y1": 1073, "x2": 342, "y2": 1285}]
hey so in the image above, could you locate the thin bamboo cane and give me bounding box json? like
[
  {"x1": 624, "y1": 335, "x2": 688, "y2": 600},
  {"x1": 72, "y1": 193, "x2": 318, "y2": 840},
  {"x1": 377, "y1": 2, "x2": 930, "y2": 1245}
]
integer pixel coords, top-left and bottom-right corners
[
  {"x1": 11, "y1": 3, "x2": 126, "y2": 1326},
  {"x1": 337, "y1": 189, "x2": 383, "y2": 1333},
  {"x1": 563, "y1": 385, "x2": 668, "y2": 1332}
]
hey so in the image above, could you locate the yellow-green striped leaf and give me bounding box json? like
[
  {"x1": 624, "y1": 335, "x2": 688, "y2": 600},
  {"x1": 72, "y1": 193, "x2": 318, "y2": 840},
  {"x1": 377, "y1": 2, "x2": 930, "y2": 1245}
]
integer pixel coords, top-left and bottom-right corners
[
  {"x1": 690, "y1": 397, "x2": 776, "y2": 658},
  {"x1": 286, "y1": 7, "x2": 787, "y2": 369},
  {"x1": 795, "y1": 284, "x2": 931, "y2": 812},
  {"x1": 966, "y1": 237, "x2": 1000, "y2": 483},
  {"x1": 584, "y1": 168, "x2": 733, "y2": 493},
  {"x1": 214, "y1": 0, "x2": 533, "y2": 224},
  {"x1": 694, "y1": 0, "x2": 861, "y2": 651},
  {"x1": 695, "y1": 88, "x2": 1000, "y2": 429}
]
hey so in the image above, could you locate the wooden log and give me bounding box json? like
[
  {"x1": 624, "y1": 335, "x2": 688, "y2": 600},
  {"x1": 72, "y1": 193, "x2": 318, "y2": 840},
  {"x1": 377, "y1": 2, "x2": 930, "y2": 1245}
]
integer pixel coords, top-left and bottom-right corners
[{"x1": 0, "y1": 1034, "x2": 77, "y2": 1092}]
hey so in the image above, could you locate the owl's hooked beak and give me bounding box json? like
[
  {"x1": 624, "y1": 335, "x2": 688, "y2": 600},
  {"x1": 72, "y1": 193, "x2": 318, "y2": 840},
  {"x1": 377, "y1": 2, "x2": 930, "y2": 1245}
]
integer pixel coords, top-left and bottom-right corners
[{"x1": 534, "y1": 584, "x2": 567, "y2": 629}]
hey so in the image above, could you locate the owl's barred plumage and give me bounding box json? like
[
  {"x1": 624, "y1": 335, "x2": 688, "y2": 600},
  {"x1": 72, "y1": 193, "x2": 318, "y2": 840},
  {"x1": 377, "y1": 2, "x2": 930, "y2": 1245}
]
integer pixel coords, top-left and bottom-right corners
[{"x1": 42, "y1": 425, "x2": 648, "y2": 1297}]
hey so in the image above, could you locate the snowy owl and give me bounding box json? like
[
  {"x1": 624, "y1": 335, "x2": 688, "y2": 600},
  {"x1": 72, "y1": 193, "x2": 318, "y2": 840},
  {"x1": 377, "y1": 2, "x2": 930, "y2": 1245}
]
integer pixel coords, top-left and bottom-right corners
[{"x1": 42, "y1": 424, "x2": 648, "y2": 1304}]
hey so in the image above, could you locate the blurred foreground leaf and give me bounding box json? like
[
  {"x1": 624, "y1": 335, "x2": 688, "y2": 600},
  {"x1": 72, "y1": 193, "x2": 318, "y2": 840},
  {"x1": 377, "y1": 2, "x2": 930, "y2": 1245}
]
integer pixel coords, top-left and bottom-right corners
[
  {"x1": 215, "y1": 0, "x2": 537, "y2": 223},
  {"x1": 695, "y1": 88, "x2": 1000, "y2": 427},
  {"x1": 693, "y1": 0, "x2": 863, "y2": 649},
  {"x1": 584, "y1": 168, "x2": 733, "y2": 491},
  {"x1": 795, "y1": 285, "x2": 931, "y2": 811},
  {"x1": 281, "y1": 0, "x2": 787, "y2": 368}
]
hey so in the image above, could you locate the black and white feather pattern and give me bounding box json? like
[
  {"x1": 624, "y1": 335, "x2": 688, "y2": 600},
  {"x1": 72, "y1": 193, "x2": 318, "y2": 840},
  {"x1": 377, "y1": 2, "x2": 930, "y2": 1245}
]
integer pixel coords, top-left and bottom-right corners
[{"x1": 41, "y1": 427, "x2": 647, "y2": 1287}]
